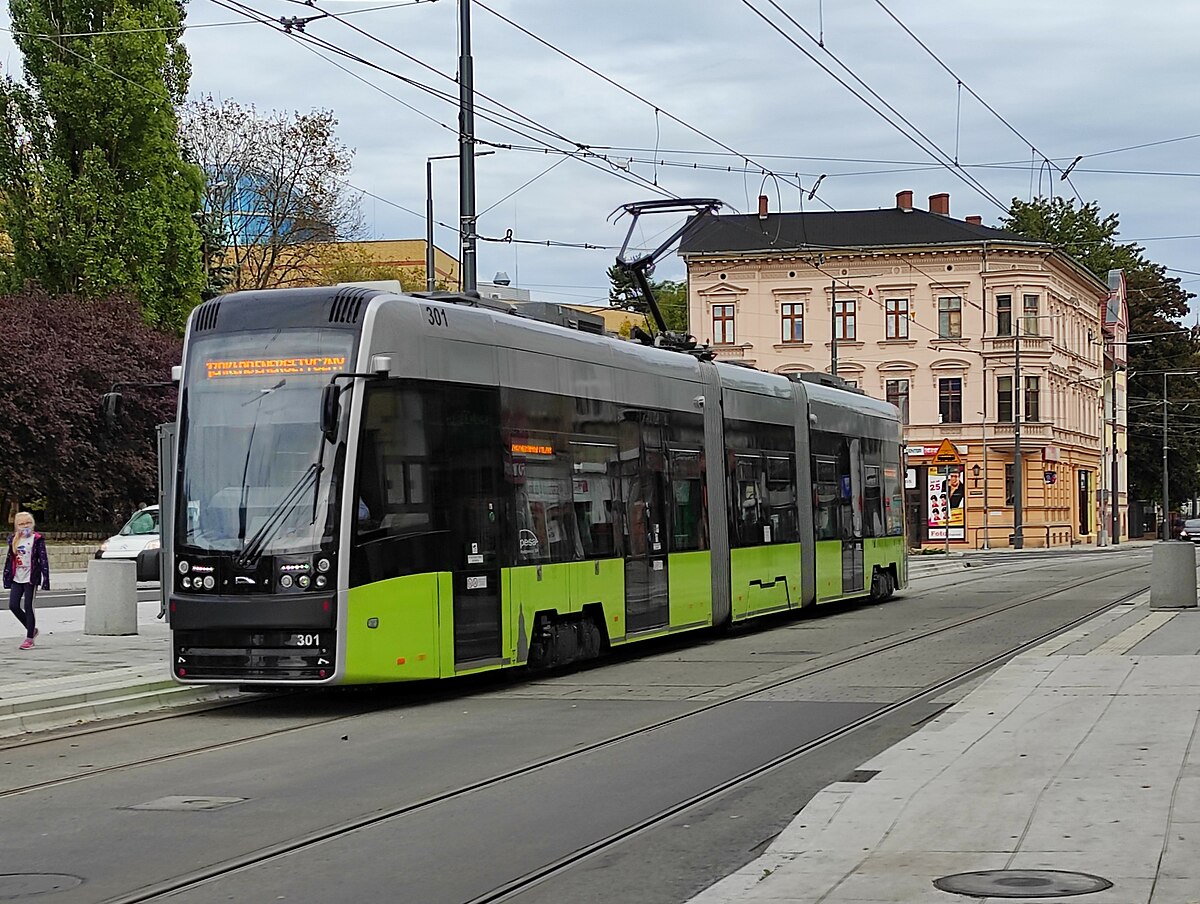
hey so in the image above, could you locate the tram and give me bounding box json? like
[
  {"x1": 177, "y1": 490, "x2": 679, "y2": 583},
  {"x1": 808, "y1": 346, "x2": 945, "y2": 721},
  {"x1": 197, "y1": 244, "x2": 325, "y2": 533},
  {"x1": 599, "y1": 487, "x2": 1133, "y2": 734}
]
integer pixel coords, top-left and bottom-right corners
[{"x1": 162, "y1": 283, "x2": 906, "y2": 685}]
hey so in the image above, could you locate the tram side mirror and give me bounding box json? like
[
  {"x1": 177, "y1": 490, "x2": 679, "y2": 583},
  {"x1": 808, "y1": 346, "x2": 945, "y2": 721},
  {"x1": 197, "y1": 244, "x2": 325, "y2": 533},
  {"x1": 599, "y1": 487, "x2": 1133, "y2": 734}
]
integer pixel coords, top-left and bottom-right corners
[
  {"x1": 102, "y1": 392, "x2": 123, "y2": 431},
  {"x1": 320, "y1": 383, "x2": 341, "y2": 442}
]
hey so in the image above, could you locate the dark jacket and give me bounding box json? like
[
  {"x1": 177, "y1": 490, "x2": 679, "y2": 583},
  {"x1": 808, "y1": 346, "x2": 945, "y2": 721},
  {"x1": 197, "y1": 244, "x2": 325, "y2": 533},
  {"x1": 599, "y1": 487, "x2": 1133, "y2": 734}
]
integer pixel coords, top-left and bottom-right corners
[{"x1": 3, "y1": 532, "x2": 50, "y2": 590}]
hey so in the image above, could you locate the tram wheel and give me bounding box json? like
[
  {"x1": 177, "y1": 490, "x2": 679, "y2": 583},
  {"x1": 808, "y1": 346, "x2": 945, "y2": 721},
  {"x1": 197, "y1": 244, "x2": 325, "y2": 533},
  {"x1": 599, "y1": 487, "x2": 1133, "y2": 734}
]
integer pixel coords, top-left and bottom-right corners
[{"x1": 869, "y1": 568, "x2": 889, "y2": 602}]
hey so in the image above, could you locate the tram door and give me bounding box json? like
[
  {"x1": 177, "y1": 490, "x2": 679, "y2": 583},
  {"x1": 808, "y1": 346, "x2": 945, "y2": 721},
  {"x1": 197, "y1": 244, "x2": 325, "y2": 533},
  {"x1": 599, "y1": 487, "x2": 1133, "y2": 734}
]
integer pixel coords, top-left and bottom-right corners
[
  {"x1": 841, "y1": 438, "x2": 865, "y2": 594},
  {"x1": 442, "y1": 388, "x2": 503, "y2": 665},
  {"x1": 622, "y1": 415, "x2": 669, "y2": 633}
]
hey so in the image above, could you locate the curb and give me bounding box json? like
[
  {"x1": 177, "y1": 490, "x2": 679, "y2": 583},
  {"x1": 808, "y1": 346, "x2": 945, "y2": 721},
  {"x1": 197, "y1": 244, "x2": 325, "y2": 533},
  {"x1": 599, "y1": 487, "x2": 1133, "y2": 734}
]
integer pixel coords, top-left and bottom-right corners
[{"x1": 0, "y1": 679, "x2": 244, "y2": 738}]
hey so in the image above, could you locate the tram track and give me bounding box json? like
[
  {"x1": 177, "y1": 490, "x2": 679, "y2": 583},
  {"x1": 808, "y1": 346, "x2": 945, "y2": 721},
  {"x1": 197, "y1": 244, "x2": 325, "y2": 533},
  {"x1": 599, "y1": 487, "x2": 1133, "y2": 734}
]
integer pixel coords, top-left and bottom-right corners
[
  {"x1": 0, "y1": 559, "x2": 1147, "y2": 804},
  {"x1": 89, "y1": 558, "x2": 1152, "y2": 904}
]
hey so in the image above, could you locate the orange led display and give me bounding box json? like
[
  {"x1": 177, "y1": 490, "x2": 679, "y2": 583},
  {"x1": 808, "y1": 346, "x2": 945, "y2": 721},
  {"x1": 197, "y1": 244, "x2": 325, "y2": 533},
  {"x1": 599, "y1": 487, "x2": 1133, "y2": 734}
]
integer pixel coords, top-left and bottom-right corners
[
  {"x1": 205, "y1": 356, "x2": 347, "y2": 379},
  {"x1": 511, "y1": 442, "x2": 553, "y2": 456}
]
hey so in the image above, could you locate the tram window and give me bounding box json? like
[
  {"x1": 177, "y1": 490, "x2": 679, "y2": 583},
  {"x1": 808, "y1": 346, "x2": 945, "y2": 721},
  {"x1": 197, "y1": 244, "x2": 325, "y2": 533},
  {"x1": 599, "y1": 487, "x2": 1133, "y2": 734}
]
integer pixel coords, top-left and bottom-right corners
[
  {"x1": 571, "y1": 442, "x2": 622, "y2": 558},
  {"x1": 765, "y1": 455, "x2": 799, "y2": 543},
  {"x1": 731, "y1": 454, "x2": 768, "y2": 546},
  {"x1": 883, "y1": 464, "x2": 904, "y2": 536},
  {"x1": 864, "y1": 465, "x2": 884, "y2": 538},
  {"x1": 669, "y1": 449, "x2": 707, "y2": 551},
  {"x1": 814, "y1": 457, "x2": 840, "y2": 540},
  {"x1": 512, "y1": 438, "x2": 580, "y2": 564}
]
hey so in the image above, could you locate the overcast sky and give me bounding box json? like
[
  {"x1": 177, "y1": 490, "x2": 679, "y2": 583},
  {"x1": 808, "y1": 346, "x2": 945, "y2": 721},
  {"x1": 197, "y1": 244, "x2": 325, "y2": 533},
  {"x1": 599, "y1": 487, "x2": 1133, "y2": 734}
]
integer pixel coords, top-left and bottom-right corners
[{"x1": 2, "y1": 0, "x2": 1197, "y2": 311}]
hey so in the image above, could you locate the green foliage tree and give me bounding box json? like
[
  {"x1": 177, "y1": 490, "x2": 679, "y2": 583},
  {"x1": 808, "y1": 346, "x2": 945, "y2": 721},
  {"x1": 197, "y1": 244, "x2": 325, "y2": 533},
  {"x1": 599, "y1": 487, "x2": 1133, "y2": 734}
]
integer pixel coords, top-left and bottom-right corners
[
  {"x1": 0, "y1": 0, "x2": 204, "y2": 330},
  {"x1": 1002, "y1": 197, "x2": 1200, "y2": 508},
  {"x1": 606, "y1": 264, "x2": 690, "y2": 334}
]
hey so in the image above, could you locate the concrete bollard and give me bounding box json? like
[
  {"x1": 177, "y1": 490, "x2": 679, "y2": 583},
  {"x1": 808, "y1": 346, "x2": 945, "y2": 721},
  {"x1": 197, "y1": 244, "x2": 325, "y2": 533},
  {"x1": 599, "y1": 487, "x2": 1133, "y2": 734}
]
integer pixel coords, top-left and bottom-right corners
[
  {"x1": 85, "y1": 559, "x2": 139, "y2": 635},
  {"x1": 1150, "y1": 541, "x2": 1198, "y2": 610}
]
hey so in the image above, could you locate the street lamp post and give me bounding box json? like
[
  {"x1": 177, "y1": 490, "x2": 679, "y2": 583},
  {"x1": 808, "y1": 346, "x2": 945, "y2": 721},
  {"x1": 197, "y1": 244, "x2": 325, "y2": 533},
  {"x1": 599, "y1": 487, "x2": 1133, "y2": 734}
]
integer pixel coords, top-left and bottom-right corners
[
  {"x1": 426, "y1": 150, "x2": 495, "y2": 292},
  {"x1": 1163, "y1": 371, "x2": 1169, "y2": 540},
  {"x1": 1013, "y1": 320, "x2": 1024, "y2": 549}
]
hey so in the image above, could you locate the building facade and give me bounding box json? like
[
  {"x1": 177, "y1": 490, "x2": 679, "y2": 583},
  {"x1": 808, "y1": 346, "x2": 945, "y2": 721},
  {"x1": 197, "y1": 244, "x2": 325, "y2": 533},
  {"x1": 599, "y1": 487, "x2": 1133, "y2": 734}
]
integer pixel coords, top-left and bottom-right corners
[{"x1": 680, "y1": 191, "x2": 1120, "y2": 549}]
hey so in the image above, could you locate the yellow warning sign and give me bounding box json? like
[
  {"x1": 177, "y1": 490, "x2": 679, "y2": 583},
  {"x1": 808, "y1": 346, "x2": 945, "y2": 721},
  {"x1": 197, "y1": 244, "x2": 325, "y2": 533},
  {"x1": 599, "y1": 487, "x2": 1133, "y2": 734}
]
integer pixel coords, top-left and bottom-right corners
[{"x1": 933, "y1": 438, "x2": 962, "y2": 465}]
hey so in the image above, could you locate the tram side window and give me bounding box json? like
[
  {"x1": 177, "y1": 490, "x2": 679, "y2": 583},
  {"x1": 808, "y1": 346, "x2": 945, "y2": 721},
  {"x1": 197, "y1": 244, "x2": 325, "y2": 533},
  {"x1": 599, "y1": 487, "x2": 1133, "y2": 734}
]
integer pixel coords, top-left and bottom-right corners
[
  {"x1": 814, "y1": 457, "x2": 841, "y2": 540},
  {"x1": 511, "y1": 439, "x2": 580, "y2": 564},
  {"x1": 356, "y1": 387, "x2": 432, "y2": 538},
  {"x1": 882, "y1": 445, "x2": 905, "y2": 537},
  {"x1": 731, "y1": 454, "x2": 768, "y2": 546},
  {"x1": 669, "y1": 449, "x2": 708, "y2": 551},
  {"x1": 571, "y1": 442, "x2": 623, "y2": 558},
  {"x1": 864, "y1": 465, "x2": 884, "y2": 538},
  {"x1": 766, "y1": 455, "x2": 800, "y2": 543}
]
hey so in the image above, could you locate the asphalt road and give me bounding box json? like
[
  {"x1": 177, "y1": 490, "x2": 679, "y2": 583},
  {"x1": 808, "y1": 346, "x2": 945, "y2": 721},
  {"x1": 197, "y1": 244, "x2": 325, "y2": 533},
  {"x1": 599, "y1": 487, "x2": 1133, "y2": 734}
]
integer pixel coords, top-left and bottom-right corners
[{"x1": 0, "y1": 546, "x2": 1153, "y2": 904}]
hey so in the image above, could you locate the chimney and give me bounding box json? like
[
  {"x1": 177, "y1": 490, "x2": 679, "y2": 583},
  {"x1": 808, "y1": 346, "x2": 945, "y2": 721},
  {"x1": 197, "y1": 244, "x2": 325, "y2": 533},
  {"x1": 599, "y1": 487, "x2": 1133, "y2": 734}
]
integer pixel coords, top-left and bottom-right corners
[
  {"x1": 758, "y1": 194, "x2": 769, "y2": 219},
  {"x1": 929, "y1": 193, "x2": 950, "y2": 216},
  {"x1": 965, "y1": 215, "x2": 982, "y2": 226},
  {"x1": 896, "y1": 190, "x2": 913, "y2": 211}
]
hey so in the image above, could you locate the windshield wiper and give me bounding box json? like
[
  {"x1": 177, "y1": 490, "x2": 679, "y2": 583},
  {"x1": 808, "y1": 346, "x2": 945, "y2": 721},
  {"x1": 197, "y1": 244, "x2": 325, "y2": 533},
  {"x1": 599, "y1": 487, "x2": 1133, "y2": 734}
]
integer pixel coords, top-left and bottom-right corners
[
  {"x1": 235, "y1": 462, "x2": 321, "y2": 569},
  {"x1": 236, "y1": 379, "x2": 286, "y2": 547}
]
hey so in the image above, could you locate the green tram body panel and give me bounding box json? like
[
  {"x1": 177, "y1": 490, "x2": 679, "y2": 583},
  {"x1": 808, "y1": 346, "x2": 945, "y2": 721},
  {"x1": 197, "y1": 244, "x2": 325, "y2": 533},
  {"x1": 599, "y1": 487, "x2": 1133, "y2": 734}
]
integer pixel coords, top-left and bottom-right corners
[
  {"x1": 667, "y1": 551, "x2": 713, "y2": 631},
  {"x1": 730, "y1": 544, "x2": 802, "y2": 619},
  {"x1": 343, "y1": 573, "x2": 443, "y2": 683},
  {"x1": 814, "y1": 541, "x2": 844, "y2": 601}
]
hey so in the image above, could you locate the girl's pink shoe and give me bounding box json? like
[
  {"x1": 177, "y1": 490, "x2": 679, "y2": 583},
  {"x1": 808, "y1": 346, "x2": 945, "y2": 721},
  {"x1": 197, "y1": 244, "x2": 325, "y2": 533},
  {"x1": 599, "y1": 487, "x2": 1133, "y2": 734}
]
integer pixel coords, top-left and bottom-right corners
[{"x1": 19, "y1": 638, "x2": 34, "y2": 650}]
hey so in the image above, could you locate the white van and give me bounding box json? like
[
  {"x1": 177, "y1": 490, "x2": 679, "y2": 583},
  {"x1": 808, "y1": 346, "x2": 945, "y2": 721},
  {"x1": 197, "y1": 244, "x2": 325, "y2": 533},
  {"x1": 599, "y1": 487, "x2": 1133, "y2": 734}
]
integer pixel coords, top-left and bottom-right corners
[{"x1": 95, "y1": 506, "x2": 160, "y2": 580}]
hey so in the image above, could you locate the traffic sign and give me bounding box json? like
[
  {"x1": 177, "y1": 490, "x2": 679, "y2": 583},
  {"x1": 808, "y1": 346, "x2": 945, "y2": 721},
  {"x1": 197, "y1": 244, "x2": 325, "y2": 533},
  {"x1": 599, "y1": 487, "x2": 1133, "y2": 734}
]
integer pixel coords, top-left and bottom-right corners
[{"x1": 933, "y1": 438, "x2": 962, "y2": 465}]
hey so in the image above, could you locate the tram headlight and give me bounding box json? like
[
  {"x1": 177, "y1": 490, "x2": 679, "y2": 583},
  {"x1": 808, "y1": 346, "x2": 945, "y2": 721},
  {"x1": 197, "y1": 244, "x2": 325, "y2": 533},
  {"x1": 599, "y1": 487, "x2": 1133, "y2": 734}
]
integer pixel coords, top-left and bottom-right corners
[
  {"x1": 203, "y1": 575, "x2": 215, "y2": 590},
  {"x1": 181, "y1": 576, "x2": 191, "y2": 589},
  {"x1": 315, "y1": 575, "x2": 328, "y2": 589},
  {"x1": 298, "y1": 574, "x2": 311, "y2": 589},
  {"x1": 316, "y1": 557, "x2": 331, "y2": 573},
  {"x1": 177, "y1": 560, "x2": 189, "y2": 575},
  {"x1": 280, "y1": 574, "x2": 294, "y2": 589}
]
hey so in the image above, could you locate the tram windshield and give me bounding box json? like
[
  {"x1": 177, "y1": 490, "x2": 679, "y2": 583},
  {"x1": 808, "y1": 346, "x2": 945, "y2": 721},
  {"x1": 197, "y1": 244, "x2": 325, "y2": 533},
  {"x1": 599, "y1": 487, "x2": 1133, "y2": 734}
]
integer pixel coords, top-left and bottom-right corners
[{"x1": 177, "y1": 329, "x2": 355, "y2": 555}]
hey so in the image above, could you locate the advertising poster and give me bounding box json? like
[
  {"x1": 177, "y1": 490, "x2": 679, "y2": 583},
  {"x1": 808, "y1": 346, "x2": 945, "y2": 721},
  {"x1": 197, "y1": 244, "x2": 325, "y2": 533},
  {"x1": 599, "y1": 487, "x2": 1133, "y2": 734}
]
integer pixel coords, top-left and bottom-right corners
[{"x1": 927, "y1": 468, "x2": 966, "y2": 541}]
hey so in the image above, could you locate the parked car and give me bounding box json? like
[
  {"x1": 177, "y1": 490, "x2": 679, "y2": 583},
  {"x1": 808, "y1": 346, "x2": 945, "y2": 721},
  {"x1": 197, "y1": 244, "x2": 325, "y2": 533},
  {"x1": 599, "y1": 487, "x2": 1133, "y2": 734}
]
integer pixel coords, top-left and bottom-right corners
[
  {"x1": 1181, "y1": 518, "x2": 1200, "y2": 544},
  {"x1": 95, "y1": 506, "x2": 161, "y2": 581}
]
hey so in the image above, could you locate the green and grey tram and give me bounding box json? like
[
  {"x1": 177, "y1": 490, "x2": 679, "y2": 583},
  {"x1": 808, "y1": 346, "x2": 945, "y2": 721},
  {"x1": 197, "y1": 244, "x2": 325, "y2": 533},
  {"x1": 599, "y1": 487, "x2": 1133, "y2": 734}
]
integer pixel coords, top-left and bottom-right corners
[{"x1": 165, "y1": 285, "x2": 905, "y2": 684}]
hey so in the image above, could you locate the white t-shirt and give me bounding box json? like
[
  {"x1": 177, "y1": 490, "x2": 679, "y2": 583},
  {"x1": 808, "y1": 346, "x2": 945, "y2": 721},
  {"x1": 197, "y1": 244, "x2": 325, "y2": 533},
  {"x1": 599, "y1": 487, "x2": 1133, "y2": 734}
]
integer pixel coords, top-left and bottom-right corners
[{"x1": 13, "y1": 534, "x2": 33, "y2": 584}]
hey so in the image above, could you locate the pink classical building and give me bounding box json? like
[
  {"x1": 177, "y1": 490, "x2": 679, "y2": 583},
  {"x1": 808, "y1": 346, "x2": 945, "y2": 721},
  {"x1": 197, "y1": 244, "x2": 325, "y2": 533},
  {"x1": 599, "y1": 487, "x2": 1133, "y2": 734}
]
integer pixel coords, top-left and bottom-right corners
[{"x1": 679, "y1": 191, "x2": 1118, "y2": 550}]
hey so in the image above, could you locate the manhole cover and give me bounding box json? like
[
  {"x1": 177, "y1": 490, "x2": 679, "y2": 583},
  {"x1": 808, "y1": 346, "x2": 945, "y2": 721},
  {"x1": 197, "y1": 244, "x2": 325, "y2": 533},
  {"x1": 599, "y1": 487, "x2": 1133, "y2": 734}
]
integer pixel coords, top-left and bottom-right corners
[
  {"x1": 0, "y1": 873, "x2": 84, "y2": 899},
  {"x1": 934, "y1": 869, "x2": 1113, "y2": 898},
  {"x1": 127, "y1": 795, "x2": 247, "y2": 811}
]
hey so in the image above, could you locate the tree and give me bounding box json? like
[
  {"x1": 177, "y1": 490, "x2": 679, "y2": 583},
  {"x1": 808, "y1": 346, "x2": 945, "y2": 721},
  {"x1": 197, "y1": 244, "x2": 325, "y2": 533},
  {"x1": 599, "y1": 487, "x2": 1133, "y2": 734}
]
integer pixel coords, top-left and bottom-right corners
[
  {"x1": 0, "y1": 288, "x2": 181, "y2": 525},
  {"x1": 0, "y1": 0, "x2": 204, "y2": 330},
  {"x1": 606, "y1": 264, "x2": 690, "y2": 334},
  {"x1": 179, "y1": 96, "x2": 364, "y2": 291},
  {"x1": 1001, "y1": 197, "x2": 1200, "y2": 506}
]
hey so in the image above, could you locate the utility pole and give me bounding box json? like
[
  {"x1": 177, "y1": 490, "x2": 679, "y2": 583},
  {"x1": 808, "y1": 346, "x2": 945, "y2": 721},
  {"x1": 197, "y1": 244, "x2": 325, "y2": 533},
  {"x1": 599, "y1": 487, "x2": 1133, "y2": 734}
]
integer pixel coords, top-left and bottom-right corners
[
  {"x1": 830, "y1": 277, "x2": 838, "y2": 377},
  {"x1": 458, "y1": 0, "x2": 478, "y2": 292},
  {"x1": 1109, "y1": 348, "x2": 1120, "y2": 544},
  {"x1": 1163, "y1": 371, "x2": 1169, "y2": 540},
  {"x1": 425, "y1": 158, "x2": 436, "y2": 292},
  {"x1": 1013, "y1": 321, "x2": 1024, "y2": 549}
]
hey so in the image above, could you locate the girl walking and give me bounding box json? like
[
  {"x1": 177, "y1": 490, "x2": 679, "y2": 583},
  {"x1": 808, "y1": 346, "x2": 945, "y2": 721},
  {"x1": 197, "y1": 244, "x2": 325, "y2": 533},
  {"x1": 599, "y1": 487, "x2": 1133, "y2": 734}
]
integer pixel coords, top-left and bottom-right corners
[{"x1": 4, "y1": 511, "x2": 50, "y2": 650}]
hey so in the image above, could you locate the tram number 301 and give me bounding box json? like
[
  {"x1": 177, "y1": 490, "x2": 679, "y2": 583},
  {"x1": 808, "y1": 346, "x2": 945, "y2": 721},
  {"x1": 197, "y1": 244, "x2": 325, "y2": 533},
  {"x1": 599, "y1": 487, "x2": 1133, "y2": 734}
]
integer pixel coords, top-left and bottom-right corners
[
  {"x1": 286, "y1": 634, "x2": 322, "y2": 648},
  {"x1": 425, "y1": 306, "x2": 449, "y2": 327}
]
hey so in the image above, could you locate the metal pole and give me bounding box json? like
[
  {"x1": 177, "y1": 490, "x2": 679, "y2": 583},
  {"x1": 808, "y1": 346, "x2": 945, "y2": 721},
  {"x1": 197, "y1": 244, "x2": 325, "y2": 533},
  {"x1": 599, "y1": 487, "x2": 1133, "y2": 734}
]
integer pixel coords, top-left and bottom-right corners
[
  {"x1": 982, "y1": 365, "x2": 990, "y2": 549},
  {"x1": 425, "y1": 158, "x2": 436, "y2": 292},
  {"x1": 1013, "y1": 322, "x2": 1024, "y2": 549},
  {"x1": 1163, "y1": 371, "x2": 1169, "y2": 540},
  {"x1": 1110, "y1": 351, "x2": 1120, "y2": 544},
  {"x1": 830, "y1": 278, "x2": 838, "y2": 377},
  {"x1": 458, "y1": 0, "x2": 478, "y2": 293},
  {"x1": 1098, "y1": 357, "x2": 1109, "y2": 547}
]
